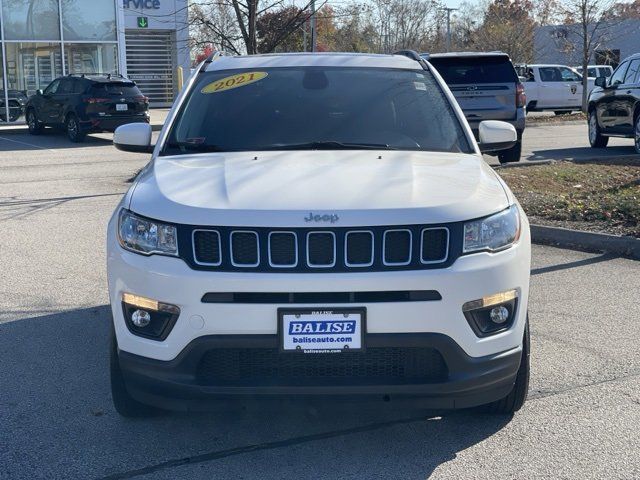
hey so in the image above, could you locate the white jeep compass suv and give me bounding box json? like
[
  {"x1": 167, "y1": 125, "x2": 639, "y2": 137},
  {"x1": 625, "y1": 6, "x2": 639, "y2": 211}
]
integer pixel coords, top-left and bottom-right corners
[{"x1": 107, "y1": 52, "x2": 531, "y2": 417}]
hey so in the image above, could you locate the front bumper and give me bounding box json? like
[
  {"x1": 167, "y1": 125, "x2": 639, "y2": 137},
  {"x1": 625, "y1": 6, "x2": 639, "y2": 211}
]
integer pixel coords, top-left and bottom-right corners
[
  {"x1": 117, "y1": 333, "x2": 522, "y2": 410},
  {"x1": 107, "y1": 211, "x2": 531, "y2": 362}
]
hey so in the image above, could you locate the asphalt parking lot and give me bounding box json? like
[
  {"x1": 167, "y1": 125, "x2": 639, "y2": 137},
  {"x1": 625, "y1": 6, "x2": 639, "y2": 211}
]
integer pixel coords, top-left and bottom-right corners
[{"x1": 1, "y1": 127, "x2": 639, "y2": 479}]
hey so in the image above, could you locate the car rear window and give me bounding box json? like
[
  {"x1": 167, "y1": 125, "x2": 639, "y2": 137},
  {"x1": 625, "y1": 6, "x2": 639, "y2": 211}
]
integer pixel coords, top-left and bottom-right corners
[
  {"x1": 428, "y1": 56, "x2": 518, "y2": 84},
  {"x1": 91, "y1": 82, "x2": 141, "y2": 96},
  {"x1": 163, "y1": 67, "x2": 473, "y2": 155}
]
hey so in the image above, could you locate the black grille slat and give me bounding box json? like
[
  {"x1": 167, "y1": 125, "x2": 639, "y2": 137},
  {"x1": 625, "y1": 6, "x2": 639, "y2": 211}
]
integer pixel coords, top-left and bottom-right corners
[
  {"x1": 307, "y1": 232, "x2": 335, "y2": 266},
  {"x1": 193, "y1": 230, "x2": 221, "y2": 265},
  {"x1": 201, "y1": 290, "x2": 442, "y2": 303},
  {"x1": 384, "y1": 230, "x2": 411, "y2": 265},
  {"x1": 422, "y1": 228, "x2": 448, "y2": 263},
  {"x1": 269, "y1": 232, "x2": 297, "y2": 266},
  {"x1": 196, "y1": 347, "x2": 448, "y2": 386},
  {"x1": 231, "y1": 232, "x2": 259, "y2": 266},
  {"x1": 346, "y1": 232, "x2": 374, "y2": 266}
]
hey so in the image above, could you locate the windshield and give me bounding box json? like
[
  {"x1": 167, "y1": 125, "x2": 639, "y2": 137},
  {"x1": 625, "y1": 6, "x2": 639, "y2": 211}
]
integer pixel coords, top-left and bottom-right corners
[{"x1": 163, "y1": 67, "x2": 472, "y2": 155}]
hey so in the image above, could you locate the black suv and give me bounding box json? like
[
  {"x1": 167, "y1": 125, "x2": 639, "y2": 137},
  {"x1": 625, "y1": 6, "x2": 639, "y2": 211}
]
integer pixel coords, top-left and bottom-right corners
[
  {"x1": 0, "y1": 90, "x2": 29, "y2": 122},
  {"x1": 25, "y1": 74, "x2": 150, "y2": 142},
  {"x1": 588, "y1": 53, "x2": 640, "y2": 153},
  {"x1": 423, "y1": 52, "x2": 526, "y2": 163}
]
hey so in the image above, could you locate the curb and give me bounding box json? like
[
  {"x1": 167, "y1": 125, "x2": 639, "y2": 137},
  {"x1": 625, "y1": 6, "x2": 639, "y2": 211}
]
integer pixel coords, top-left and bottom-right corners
[
  {"x1": 494, "y1": 156, "x2": 639, "y2": 169},
  {"x1": 526, "y1": 120, "x2": 585, "y2": 127},
  {"x1": 531, "y1": 224, "x2": 640, "y2": 260},
  {"x1": 494, "y1": 160, "x2": 555, "y2": 169}
]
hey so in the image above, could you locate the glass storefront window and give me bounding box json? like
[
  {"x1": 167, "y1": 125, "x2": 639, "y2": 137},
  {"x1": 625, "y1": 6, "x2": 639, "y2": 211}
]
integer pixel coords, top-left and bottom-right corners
[
  {"x1": 64, "y1": 43, "x2": 118, "y2": 74},
  {"x1": 1, "y1": 0, "x2": 61, "y2": 40},
  {"x1": 61, "y1": 0, "x2": 117, "y2": 41},
  {"x1": 0, "y1": 46, "x2": 8, "y2": 123},
  {"x1": 5, "y1": 43, "x2": 63, "y2": 97},
  {"x1": 0, "y1": 0, "x2": 121, "y2": 122}
]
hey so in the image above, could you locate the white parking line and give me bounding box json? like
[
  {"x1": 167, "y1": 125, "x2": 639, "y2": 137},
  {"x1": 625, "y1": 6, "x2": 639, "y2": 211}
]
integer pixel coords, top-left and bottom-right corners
[{"x1": 0, "y1": 135, "x2": 56, "y2": 152}]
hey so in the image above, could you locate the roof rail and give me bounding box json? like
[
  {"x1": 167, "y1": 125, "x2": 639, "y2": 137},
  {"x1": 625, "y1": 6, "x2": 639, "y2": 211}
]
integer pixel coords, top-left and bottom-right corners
[
  {"x1": 393, "y1": 49, "x2": 430, "y2": 70},
  {"x1": 68, "y1": 72, "x2": 126, "y2": 79},
  {"x1": 199, "y1": 51, "x2": 228, "y2": 73}
]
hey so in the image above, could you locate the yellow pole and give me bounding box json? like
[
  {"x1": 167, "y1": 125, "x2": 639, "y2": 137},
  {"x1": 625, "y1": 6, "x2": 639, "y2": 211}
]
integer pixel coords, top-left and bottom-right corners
[{"x1": 176, "y1": 66, "x2": 184, "y2": 91}]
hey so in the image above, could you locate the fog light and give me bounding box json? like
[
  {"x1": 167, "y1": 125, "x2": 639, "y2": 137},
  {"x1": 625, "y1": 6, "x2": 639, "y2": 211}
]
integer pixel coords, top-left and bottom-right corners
[
  {"x1": 121, "y1": 293, "x2": 180, "y2": 341},
  {"x1": 462, "y1": 289, "x2": 518, "y2": 337},
  {"x1": 490, "y1": 306, "x2": 509, "y2": 324},
  {"x1": 131, "y1": 309, "x2": 151, "y2": 327}
]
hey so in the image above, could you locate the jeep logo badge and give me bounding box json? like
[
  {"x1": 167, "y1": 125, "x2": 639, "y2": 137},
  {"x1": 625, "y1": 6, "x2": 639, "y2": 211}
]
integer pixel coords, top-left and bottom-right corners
[{"x1": 304, "y1": 212, "x2": 339, "y2": 223}]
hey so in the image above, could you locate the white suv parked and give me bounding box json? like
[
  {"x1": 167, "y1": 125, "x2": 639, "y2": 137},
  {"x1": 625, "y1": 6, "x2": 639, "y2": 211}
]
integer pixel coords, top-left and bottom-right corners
[{"x1": 108, "y1": 52, "x2": 531, "y2": 417}]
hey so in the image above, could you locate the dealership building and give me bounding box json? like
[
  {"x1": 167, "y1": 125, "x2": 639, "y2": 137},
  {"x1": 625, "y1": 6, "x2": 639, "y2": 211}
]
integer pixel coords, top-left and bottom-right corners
[{"x1": 0, "y1": 0, "x2": 190, "y2": 123}]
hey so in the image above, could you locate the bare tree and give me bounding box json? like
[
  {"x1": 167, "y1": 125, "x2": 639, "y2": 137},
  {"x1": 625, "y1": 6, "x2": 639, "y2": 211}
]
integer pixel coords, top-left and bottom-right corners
[
  {"x1": 373, "y1": 0, "x2": 442, "y2": 53},
  {"x1": 557, "y1": 0, "x2": 618, "y2": 111},
  {"x1": 473, "y1": 0, "x2": 535, "y2": 62},
  {"x1": 331, "y1": 3, "x2": 379, "y2": 52},
  {"x1": 190, "y1": 1, "x2": 244, "y2": 54},
  {"x1": 190, "y1": 0, "x2": 325, "y2": 55}
]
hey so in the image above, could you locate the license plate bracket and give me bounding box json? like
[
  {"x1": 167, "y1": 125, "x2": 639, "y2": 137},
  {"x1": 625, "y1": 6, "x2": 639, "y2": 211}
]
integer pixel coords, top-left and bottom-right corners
[{"x1": 278, "y1": 307, "x2": 366, "y2": 353}]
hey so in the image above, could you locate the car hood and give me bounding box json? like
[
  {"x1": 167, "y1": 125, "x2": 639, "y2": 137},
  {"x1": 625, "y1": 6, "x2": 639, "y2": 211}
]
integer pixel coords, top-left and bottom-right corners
[{"x1": 129, "y1": 150, "x2": 509, "y2": 227}]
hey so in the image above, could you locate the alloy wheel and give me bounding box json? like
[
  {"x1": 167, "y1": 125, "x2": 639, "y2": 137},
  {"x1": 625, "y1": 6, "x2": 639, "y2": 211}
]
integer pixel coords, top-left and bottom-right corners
[{"x1": 67, "y1": 117, "x2": 77, "y2": 139}]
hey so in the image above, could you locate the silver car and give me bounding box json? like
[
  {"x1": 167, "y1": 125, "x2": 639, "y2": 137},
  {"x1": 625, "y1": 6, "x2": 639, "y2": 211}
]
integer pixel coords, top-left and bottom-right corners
[{"x1": 425, "y1": 52, "x2": 526, "y2": 163}]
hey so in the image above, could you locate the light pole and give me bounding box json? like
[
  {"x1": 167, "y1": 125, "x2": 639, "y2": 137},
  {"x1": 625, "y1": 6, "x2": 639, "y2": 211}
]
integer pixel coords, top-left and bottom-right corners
[
  {"x1": 310, "y1": 0, "x2": 317, "y2": 52},
  {"x1": 441, "y1": 7, "x2": 458, "y2": 52}
]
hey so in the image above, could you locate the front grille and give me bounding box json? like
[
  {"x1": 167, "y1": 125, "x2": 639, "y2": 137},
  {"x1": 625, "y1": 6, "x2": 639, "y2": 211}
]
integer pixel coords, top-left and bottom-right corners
[
  {"x1": 269, "y1": 232, "x2": 297, "y2": 267},
  {"x1": 196, "y1": 347, "x2": 448, "y2": 386},
  {"x1": 187, "y1": 224, "x2": 455, "y2": 272},
  {"x1": 384, "y1": 230, "x2": 412, "y2": 265},
  {"x1": 193, "y1": 230, "x2": 221, "y2": 265},
  {"x1": 231, "y1": 231, "x2": 259, "y2": 266},
  {"x1": 345, "y1": 231, "x2": 374, "y2": 266},
  {"x1": 421, "y1": 228, "x2": 449, "y2": 263},
  {"x1": 307, "y1": 232, "x2": 335, "y2": 267}
]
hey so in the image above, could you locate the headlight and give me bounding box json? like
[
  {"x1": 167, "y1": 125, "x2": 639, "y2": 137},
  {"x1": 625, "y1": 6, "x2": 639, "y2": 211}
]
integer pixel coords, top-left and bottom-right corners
[
  {"x1": 117, "y1": 209, "x2": 178, "y2": 256},
  {"x1": 463, "y1": 205, "x2": 520, "y2": 253}
]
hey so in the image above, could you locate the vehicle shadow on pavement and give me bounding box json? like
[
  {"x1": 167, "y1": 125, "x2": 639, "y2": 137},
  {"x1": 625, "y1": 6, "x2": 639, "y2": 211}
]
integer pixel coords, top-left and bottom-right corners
[
  {"x1": 0, "y1": 131, "x2": 113, "y2": 151},
  {"x1": 526, "y1": 146, "x2": 637, "y2": 162},
  {"x1": 0, "y1": 306, "x2": 512, "y2": 480}
]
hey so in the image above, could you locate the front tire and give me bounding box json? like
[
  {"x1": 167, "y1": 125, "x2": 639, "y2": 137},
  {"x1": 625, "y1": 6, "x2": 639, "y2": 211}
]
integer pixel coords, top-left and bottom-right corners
[
  {"x1": 66, "y1": 114, "x2": 85, "y2": 143},
  {"x1": 479, "y1": 317, "x2": 530, "y2": 414},
  {"x1": 498, "y1": 140, "x2": 522, "y2": 164},
  {"x1": 26, "y1": 109, "x2": 44, "y2": 135},
  {"x1": 110, "y1": 329, "x2": 161, "y2": 418},
  {"x1": 588, "y1": 110, "x2": 608, "y2": 148},
  {"x1": 634, "y1": 113, "x2": 640, "y2": 154}
]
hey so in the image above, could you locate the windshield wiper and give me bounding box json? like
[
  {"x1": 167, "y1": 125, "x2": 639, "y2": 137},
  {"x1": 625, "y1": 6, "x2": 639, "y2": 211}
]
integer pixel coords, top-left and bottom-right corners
[
  {"x1": 164, "y1": 141, "x2": 226, "y2": 153},
  {"x1": 259, "y1": 141, "x2": 395, "y2": 151}
]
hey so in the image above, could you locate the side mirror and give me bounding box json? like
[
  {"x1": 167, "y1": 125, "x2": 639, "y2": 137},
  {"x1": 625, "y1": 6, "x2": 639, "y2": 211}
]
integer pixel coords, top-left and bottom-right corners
[
  {"x1": 113, "y1": 123, "x2": 154, "y2": 153},
  {"x1": 595, "y1": 76, "x2": 607, "y2": 88},
  {"x1": 478, "y1": 120, "x2": 517, "y2": 153},
  {"x1": 36, "y1": 89, "x2": 43, "y2": 96}
]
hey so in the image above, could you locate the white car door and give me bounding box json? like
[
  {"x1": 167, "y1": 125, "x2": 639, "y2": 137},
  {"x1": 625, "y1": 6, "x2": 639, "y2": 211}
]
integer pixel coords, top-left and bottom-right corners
[
  {"x1": 536, "y1": 67, "x2": 566, "y2": 107},
  {"x1": 557, "y1": 67, "x2": 583, "y2": 108}
]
